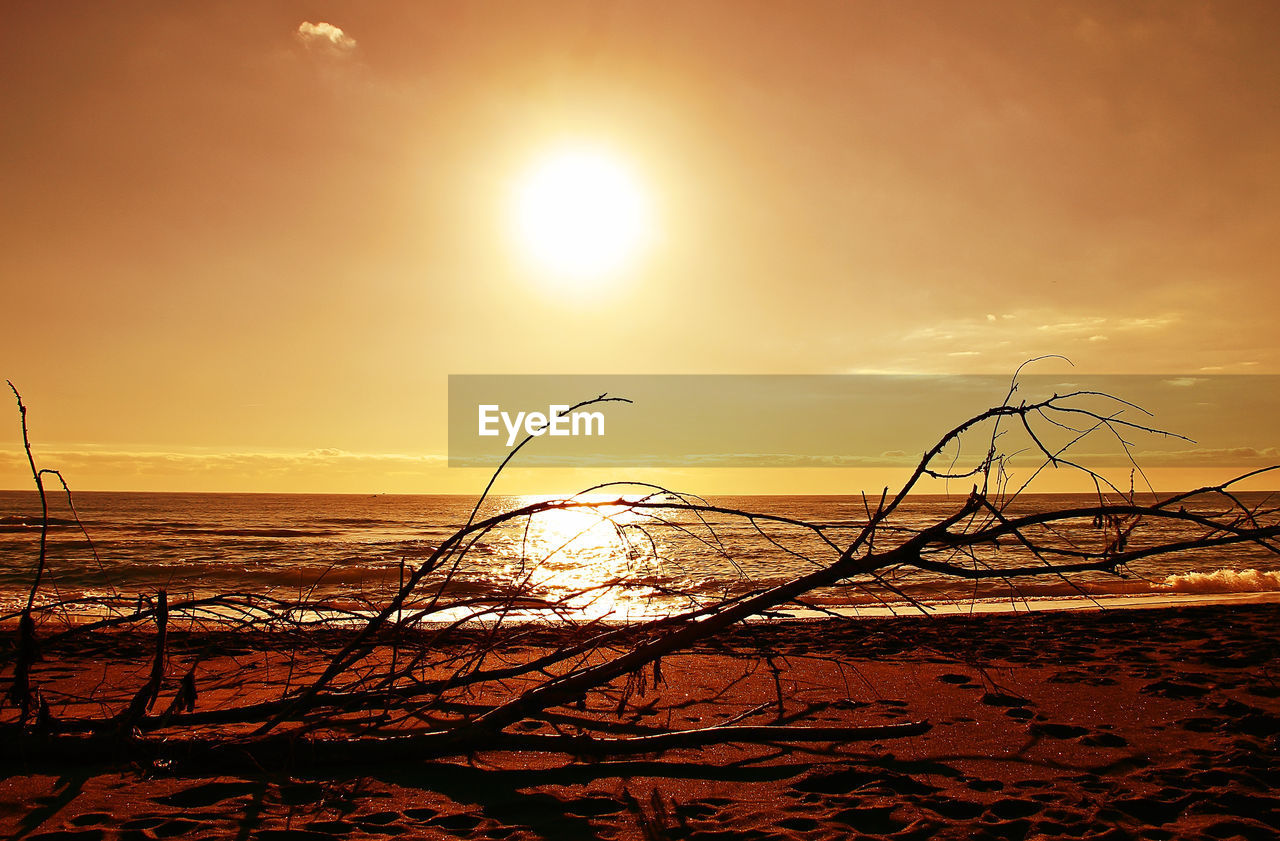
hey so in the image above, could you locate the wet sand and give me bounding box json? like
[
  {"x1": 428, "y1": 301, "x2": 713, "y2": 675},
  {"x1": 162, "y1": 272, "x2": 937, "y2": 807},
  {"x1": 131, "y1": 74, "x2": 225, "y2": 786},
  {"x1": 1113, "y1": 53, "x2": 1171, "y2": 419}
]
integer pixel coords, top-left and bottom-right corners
[{"x1": 3, "y1": 602, "x2": 1279, "y2": 840}]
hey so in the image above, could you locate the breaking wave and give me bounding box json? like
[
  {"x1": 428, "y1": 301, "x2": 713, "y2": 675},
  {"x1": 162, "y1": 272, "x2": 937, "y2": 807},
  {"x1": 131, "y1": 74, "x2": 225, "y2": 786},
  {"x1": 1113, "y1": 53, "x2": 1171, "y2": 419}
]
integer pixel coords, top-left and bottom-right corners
[{"x1": 1161, "y1": 568, "x2": 1280, "y2": 594}]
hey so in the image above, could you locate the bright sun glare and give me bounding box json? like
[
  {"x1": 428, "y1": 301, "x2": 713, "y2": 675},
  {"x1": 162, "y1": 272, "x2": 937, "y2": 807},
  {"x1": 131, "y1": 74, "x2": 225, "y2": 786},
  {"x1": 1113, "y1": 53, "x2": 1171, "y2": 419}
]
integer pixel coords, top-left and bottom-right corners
[{"x1": 511, "y1": 146, "x2": 653, "y2": 284}]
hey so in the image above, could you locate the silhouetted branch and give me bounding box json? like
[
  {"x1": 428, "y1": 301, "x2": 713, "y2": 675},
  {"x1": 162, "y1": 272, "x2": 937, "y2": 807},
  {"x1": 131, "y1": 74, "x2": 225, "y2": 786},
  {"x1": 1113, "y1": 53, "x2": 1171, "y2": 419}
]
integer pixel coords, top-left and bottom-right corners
[{"x1": 3, "y1": 370, "x2": 1278, "y2": 764}]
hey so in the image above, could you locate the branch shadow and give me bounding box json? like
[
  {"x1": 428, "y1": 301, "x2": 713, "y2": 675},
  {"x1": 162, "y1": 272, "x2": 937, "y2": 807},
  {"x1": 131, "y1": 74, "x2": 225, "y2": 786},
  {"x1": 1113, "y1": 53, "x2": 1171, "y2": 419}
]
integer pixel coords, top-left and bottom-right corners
[{"x1": 6, "y1": 772, "x2": 89, "y2": 841}]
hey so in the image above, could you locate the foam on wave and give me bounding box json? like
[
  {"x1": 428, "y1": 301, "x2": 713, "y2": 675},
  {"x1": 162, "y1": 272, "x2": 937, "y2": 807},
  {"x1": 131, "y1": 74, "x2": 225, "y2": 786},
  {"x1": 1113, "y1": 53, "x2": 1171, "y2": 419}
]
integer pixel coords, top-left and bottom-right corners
[{"x1": 1160, "y1": 568, "x2": 1280, "y2": 594}]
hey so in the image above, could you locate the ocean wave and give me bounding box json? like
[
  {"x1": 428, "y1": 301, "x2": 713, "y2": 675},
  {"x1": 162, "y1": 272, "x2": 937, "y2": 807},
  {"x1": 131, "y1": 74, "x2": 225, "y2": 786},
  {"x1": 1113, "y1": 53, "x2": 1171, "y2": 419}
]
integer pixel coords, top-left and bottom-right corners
[
  {"x1": 802, "y1": 566, "x2": 1280, "y2": 607},
  {"x1": 157, "y1": 527, "x2": 337, "y2": 538},
  {"x1": 966, "y1": 567, "x2": 1280, "y2": 601},
  {"x1": 1160, "y1": 568, "x2": 1280, "y2": 594},
  {"x1": 312, "y1": 517, "x2": 392, "y2": 527},
  {"x1": 0, "y1": 515, "x2": 83, "y2": 529},
  {"x1": 1019, "y1": 568, "x2": 1280, "y2": 598}
]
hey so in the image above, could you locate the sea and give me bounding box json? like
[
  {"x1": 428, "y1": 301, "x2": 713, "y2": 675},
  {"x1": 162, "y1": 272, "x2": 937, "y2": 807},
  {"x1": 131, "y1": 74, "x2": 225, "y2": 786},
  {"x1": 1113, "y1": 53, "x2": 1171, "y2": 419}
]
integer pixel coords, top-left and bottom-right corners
[{"x1": 1, "y1": 490, "x2": 1278, "y2": 624}]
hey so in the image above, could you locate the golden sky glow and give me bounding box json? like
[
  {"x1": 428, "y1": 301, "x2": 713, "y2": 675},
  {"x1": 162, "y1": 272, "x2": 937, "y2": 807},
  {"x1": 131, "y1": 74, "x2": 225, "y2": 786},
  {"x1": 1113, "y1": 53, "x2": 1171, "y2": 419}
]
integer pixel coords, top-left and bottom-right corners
[{"x1": 2, "y1": 3, "x2": 1278, "y2": 494}]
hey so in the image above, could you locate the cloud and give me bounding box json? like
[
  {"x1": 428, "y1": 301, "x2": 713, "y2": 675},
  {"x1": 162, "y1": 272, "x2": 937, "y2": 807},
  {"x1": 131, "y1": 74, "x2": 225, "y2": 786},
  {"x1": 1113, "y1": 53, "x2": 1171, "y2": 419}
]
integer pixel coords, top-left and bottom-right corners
[
  {"x1": 297, "y1": 21, "x2": 356, "y2": 54},
  {"x1": 894, "y1": 307, "x2": 1193, "y2": 373},
  {"x1": 1118, "y1": 315, "x2": 1179, "y2": 331},
  {"x1": 0, "y1": 447, "x2": 446, "y2": 479},
  {"x1": 1036, "y1": 316, "x2": 1107, "y2": 334},
  {"x1": 1038, "y1": 446, "x2": 1280, "y2": 468},
  {"x1": 1131, "y1": 446, "x2": 1280, "y2": 465},
  {"x1": 448, "y1": 451, "x2": 926, "y2": 469}
]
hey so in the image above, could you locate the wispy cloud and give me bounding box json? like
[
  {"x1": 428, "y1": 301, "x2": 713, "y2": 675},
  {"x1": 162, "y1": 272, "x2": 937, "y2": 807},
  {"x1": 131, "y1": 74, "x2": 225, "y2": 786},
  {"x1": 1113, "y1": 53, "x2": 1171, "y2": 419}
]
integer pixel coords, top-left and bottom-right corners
[
  {"x1": 449, "y1": 452, "x2": 926, "y2": 469},
  {"x1": 0, "y1": 447, "x2": 445, "y2": 479},
  {"x1": 1130, "y1": 446, "x2": 1280, "y2": 465},
  {"x1": 895, "y1": 307, "x2": 1189, "y2": 373},
  {"x1": 1036, "y1": 316, "x2": 1108, "y2": 334}
]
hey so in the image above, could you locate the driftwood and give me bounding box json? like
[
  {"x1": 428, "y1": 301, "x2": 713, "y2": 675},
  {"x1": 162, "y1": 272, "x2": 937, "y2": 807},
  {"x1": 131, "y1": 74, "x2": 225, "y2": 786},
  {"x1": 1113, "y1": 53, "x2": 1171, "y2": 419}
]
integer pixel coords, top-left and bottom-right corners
[{"x1": 2, "y1": 370, "x2": 1278, "y2": 767}]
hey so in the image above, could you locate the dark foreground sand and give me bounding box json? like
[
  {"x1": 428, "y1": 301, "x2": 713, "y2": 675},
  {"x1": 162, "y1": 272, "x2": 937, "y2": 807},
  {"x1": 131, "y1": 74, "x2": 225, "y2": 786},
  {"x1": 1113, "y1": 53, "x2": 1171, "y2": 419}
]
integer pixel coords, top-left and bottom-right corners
[{"x1": 2, "y1": 602, "x2": 1279, "y2": 841}]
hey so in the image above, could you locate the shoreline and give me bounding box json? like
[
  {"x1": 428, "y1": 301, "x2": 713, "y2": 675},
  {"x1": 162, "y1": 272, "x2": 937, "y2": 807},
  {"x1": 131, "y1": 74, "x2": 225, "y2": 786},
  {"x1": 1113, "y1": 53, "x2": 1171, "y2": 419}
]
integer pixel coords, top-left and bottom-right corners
[
  {"x1": 7, "y1": 587, "x2": 1280, "y2": 631},
  {"x1": 3, "y1": 602, "x2": 1278, "y2": 840}
]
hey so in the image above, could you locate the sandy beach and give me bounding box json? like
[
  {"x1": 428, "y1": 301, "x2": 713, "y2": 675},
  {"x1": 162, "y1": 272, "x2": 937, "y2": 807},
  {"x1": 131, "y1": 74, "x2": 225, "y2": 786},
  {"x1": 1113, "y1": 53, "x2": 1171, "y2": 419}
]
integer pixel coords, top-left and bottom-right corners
[{"x1": 3, "y1": 601, "x2": 1278, "y2": 840}]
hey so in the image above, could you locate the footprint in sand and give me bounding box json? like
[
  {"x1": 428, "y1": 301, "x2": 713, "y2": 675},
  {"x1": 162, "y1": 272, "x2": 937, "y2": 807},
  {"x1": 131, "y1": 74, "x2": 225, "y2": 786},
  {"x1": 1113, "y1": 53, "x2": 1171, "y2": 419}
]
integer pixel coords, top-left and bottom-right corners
[
  {"x1": 1112, "y1": 795, "x2": 1185, "y2": 826},
  {"x1": 1140, "y1": 678, "x2": 1209, "y2": 700},
  {"x1": 1029, "y1": 722, "x2": 1090, "y2": 739},
  {"x1": 1177, "y1": 716, "x2": 1224, "y2": 733},
  {"x1": 661, "y1": 799, "x2": 724, "y2": 829},
  {"x1": 981, "y1": 691, "x2": 1030, "y2": 708},
  {"x1": 791, "y1": 766, "x2": 937, "y2": 796},
  {"x1": 936, "y1": 673, "x2": 973, "y2": 685},
  {"x1": 1070, "y1": 774, "x2": 1113, "y2": 793},
  {"x1": 353, "y1": 811, "x2": 407, "y2": 832},
  {"x1": 564, "y1": 796, "x2": 626, "y2": 817},
  {"x1": 988, "y1": 798, "x2": 1040, "y2": 819},
  {"x1": 831, "y1": 805, "x2": 905, "y2": 834},
  {"x1": 920, "y1": 796, "x2": 984, "y2": 820},
  {"x1": 426, "y1": 813, "x2": 484, "y2": 831}
]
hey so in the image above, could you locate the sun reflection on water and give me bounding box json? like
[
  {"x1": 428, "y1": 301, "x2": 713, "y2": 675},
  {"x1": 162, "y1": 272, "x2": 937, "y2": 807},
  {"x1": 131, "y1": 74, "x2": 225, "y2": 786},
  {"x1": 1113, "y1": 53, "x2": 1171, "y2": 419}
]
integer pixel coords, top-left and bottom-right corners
[{"x1": 496, "y1": 495, "x2": 673, "y2": 620}]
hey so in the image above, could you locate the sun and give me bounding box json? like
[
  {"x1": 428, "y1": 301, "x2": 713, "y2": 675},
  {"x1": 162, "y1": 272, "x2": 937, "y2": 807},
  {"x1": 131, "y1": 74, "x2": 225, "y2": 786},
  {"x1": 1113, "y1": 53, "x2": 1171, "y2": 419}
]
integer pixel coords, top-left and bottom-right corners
[{"x1": 510, "y1": 145, "x2": 653, "y2": 284}]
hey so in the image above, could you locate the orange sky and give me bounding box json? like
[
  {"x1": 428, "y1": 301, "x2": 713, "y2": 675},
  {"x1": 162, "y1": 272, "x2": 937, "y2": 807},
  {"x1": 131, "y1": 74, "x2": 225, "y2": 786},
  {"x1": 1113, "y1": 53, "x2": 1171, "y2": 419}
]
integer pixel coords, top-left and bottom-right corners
[{"x1": 2, "y1": 2, "x2": 1278, "y2": 494}]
